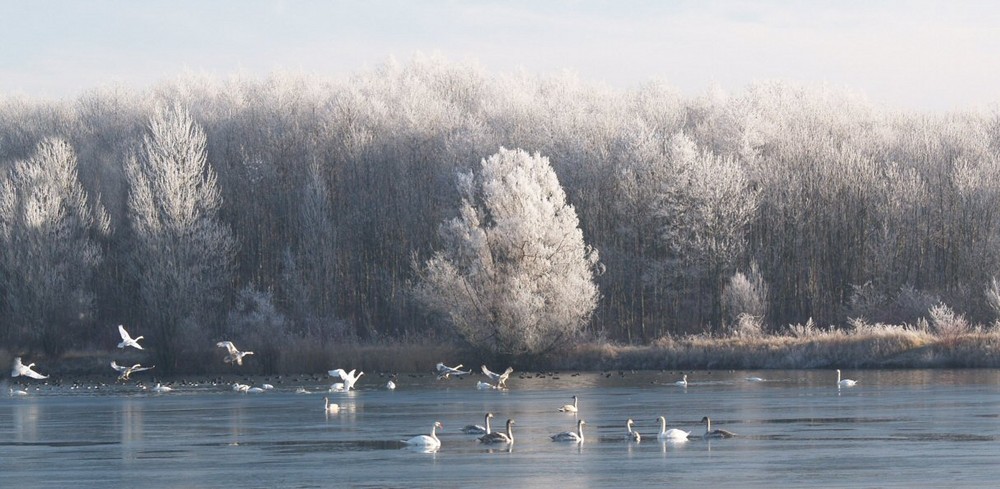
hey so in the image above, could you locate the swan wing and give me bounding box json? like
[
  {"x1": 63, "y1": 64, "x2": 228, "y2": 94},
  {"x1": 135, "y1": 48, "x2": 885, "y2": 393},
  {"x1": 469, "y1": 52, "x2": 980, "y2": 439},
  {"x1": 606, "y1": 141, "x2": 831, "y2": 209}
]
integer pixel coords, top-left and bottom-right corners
[
  {"x1": 11, "y1": 357, "x2": 24, "y2": 377},
  {"x1": 118, "y1": 324, "x2": 131, "y2": 342}
]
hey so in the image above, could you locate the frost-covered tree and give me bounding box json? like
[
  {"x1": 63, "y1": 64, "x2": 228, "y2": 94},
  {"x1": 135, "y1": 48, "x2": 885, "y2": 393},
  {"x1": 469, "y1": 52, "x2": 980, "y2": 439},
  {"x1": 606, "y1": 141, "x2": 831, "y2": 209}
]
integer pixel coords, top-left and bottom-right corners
[
  {"x1": 414, "y1": 148, "x2": 600, "y2": 357},
  {"x1": 0, "y1": 138, "x2": 110, "y2": 353},
  {"x1": 125, "y1": 105, "x2": 235, "y2": 370}
]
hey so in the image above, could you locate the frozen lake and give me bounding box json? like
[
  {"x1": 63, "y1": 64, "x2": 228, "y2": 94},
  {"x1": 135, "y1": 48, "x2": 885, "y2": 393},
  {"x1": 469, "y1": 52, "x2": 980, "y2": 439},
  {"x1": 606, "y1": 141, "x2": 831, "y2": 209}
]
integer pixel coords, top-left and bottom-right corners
[{"x1": 2, "y1": 369, "x2": 998, "y2": 488}]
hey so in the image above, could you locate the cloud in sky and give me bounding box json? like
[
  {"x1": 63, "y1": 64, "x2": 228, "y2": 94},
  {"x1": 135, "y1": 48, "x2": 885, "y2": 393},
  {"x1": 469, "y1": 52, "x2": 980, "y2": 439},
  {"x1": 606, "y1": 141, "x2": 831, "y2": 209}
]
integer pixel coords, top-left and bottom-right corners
[{"x1": 2, "y1": 0, "x2": 998, "y2": 110}]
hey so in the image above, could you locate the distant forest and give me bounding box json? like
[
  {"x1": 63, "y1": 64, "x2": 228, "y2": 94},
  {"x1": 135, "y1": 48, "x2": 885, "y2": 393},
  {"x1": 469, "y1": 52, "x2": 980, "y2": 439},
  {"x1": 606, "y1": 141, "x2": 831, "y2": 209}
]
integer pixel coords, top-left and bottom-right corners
[{"x1": 3, "y1": 56, "x2": 1000, "y2": 363}]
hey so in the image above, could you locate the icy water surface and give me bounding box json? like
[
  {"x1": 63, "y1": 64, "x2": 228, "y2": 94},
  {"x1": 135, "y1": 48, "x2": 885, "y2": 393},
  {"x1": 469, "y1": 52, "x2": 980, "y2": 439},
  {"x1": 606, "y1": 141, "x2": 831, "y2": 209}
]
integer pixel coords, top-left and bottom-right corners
[{"x1": 2, "y1": 369, "x2": 999, "y2": 488}]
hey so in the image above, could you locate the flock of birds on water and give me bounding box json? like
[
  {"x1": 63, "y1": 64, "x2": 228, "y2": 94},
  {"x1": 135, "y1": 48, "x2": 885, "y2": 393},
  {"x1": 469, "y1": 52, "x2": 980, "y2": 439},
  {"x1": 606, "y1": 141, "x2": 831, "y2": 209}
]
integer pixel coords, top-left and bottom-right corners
[{"x1": 6, "y1": 324, "x2": 862, "y2": 452}]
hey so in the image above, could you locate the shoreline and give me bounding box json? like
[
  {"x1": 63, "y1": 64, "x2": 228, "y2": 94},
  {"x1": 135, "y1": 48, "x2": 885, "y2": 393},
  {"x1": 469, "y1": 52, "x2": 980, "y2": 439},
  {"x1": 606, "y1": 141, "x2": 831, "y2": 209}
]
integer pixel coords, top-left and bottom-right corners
[{"x1": 6, "y1": 328, "x2": 1000, "y2": 380}]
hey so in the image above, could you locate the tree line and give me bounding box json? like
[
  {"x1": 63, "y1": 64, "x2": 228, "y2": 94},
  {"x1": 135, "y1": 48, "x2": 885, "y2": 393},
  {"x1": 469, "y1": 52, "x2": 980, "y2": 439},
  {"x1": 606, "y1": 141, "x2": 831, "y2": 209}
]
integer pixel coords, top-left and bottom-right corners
[{"x1": 2, "y1": 56, "x2": 999, "y2": 366}]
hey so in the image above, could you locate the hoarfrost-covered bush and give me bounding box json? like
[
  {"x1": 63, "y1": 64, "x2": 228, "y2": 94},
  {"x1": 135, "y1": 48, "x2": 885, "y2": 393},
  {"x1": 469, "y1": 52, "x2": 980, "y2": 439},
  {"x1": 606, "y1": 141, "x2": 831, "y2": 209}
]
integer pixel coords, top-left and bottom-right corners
[
  {"x1": 414, "y1": 148, "x2": 600, "y2": 357},
  {"x1": 721, "y1": 262, "x2": 768, "y2": 327},
  {"x1": 927, "y1": 302, "x2": 970, "y2": 341}
]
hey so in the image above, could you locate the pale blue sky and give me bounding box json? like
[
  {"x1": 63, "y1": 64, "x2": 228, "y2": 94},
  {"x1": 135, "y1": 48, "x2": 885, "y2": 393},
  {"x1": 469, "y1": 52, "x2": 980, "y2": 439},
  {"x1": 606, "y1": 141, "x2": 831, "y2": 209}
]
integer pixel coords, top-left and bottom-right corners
[{"x1": 2, "y1": 0, "x2": 998, "y2": 110}]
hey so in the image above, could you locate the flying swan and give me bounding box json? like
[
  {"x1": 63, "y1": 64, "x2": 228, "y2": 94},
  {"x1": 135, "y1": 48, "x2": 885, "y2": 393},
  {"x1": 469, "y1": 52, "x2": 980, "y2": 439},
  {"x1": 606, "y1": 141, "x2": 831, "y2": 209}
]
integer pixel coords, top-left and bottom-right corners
[
  {"x1": 435, "y1": 362, "x2": 471, "y2": 380},
  {"x1": 217, "y1": 341, "x2": 254, "y2": 366},
  {"x1": 111, "y1": 361, "x2": 154, "y2": 380},
  {"x1": 481, "y1": 365, "x2": 514, "y2": 389},
  {"x1": 328, "y1": 368, "x2": 364, "y2": 391},
  {"x1": 117, "y1": 324, "x2": 144, "y2": 350},
  {"x1": 11, "y1": 357, "x2": 48, "y2": 379}
]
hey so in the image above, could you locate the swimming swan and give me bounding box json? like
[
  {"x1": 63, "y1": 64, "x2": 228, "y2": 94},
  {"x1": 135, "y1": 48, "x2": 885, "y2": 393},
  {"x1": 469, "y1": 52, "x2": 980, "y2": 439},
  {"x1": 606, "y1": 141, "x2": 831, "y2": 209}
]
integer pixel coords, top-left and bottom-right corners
[
  {"x1": 700, "y1": 416, "x2": 736, "y2": 439},
  {"x1": 11, "y1": 357, "x2": 48, "y2": 379},
  {"x1": 151, "y1": 383, "x2": 173, "y2": 393},
  {"x1": 836, "y1": 369, "x2": 857, "y2": 387},
  {"x1": 558, "y1": 395, "x2": 579, "y2": 413},
  {"x1": 626, "y1": 418, "x2": 641, "y2": 442},
  {"x1": 463, "y1": 412, "x2": 493, "y2": 435},
  {"x1": 656, "y1": 416, "x2": 690, "y2": 441},
  {"x1": 324, "y1": 396, "x2": 340, "y2": 413},
  {"x1": 217, "y1": 341, "x2": 254, "y2": 366},
  {"x1": 675, "y1": 374, "x2": 688, "y2": 387},
  {"x1": 403, "y1": 421, "x2": 443, "y2": 448},
  {"x1": 479, "y1": 418, "x2": 514, "y2": 444},
  {"x1": 117, "y1": 324, "x2": 144, "y2": 350},
  {"x1": 551, "y1": 419, "x2": 586, "y2": 443}
]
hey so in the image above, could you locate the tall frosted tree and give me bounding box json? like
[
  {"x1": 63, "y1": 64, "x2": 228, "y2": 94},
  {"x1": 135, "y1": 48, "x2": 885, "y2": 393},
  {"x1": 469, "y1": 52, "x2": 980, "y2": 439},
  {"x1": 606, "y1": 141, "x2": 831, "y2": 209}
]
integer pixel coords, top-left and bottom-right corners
[
  {"x1": 0, "y1": 138, "x2": 110, "y2": 354},
  {"x1": 126, "y1": 105, "x2": 235, "y2": 370},
  {"x1": 414, "y1": 148, "x2": 600, "y2": 357}
]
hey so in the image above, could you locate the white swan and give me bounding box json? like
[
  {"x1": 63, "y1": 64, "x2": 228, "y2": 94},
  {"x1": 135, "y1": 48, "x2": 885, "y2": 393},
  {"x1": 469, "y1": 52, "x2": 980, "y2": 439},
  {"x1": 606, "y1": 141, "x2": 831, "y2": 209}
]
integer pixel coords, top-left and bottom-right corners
[
  {"x1": 110, "y1": 361, "x2": 153, "y2": 380},
  {"x1": 435, "y1": 362, "x2": 471, "y2": 379},
  {"x1": 675, "y1": 374, "x2": 688, "y2": 387},
  {"x1": 233, "y1": 382, "x2": 250, "y2": 392},
  {"x1": 295, "y1": 387, "x2": 310, "y2": 394},
  {"x1": 261, "y1": 384, "x2": 274, "y2": 390},
  {"x1": 386, "y1": 374, "x2": 397, "y2": 390},
  {"x1": 558, "y1": 395, "x2": 579, "y2": 413},
  {"x1": 836, "y1": 369, "x2": 857, "y2": 387},
  {"x1": 117, "y1": 324, "x2": 145, "y2": 350},
  {"x1": 402, "y1": 421, "x2": 443, "y2": 448},
  {"x1": 463, "y1": 412, "x2": 493, "y2": 435},
  {"x1": 656, "y1": 416, "x2": 690, "y2": 441},
  {"x1": 217, "y1": 341, "x2": 254, "y2": 365},
  {"x1": 700, "y1": 416, "x2": 736, "y2": 439},
  {"x1": 626, "y1": 418, "x2": 641, "y2": 442},
  {"x1": 11, "y1": 357, "x2": 48, "y2": 379},
  {"x1": 246, "y1": 387, "x2": 264, "y2": 393},
  {"x1": 551, "y1": 419, "x2": 586, "y2": 442},
  {"x1": 479, "y1": 418, "x2": 514, "y2": 444},
  {"x1": 324, "y1": 396, "x2": 340, "y2": 413},
  {"x1": 476, "y1": 380, "x2": 497, "y2": 390},
  {"x1": 9, "y1": 387, "x2": 28, "y2": 396},
  {"x1": 745, "y1": 376, "x2": 765, "y2": 382},
  {"x1": 481, "y1": 365, "x2": 514, "y2": 388},
  {"x1": 328, "y1": 368, "x2": 364, "y2": 391}
]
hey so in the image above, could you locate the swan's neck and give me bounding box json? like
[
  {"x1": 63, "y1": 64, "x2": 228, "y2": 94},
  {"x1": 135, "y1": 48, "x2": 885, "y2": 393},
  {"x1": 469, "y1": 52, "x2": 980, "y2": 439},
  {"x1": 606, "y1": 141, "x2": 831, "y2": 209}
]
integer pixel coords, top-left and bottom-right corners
[
  {"x1": 430, "y1": 425, "x2": 439, "y2": 441},
  {"x1": 659, "y1": 418, "x2": 667, "y2": 434},
  {"x1": 704, "y1": 418, "x2": 712, "y2": 433},
  {"x1": 577, "y1": 422, "x2": 584, "y2": 439},
  {"x1": 506, "y1": 422, "x2": 514, "y2": 441},
  {"x1": 837, "y1": 370, "x2": 841, "y2": 382},
  {"x1": 485, "y1": 415, "x2": 493, "y2": 434}
]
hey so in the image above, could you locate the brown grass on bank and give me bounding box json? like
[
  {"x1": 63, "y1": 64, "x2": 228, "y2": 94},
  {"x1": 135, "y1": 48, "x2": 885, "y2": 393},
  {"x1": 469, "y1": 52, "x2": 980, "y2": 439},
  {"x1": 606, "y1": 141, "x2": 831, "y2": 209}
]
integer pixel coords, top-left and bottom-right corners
[{"x1": 6, "y1": 320, "x2": 1000, "y2": 377}]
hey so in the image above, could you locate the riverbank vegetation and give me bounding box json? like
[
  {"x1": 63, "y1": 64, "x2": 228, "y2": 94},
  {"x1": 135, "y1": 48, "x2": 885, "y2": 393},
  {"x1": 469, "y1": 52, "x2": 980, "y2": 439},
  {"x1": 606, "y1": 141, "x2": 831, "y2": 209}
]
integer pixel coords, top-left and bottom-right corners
[{"x1": 2, "y1": 55, "x2": 1000, "y2": 370}]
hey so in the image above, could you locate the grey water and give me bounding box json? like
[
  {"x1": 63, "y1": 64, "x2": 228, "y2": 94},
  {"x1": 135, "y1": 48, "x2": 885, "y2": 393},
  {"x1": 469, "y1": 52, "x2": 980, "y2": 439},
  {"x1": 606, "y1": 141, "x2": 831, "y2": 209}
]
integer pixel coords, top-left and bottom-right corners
[{"x1": 2, "y1": 369, "x2": 999, "y2": 488}]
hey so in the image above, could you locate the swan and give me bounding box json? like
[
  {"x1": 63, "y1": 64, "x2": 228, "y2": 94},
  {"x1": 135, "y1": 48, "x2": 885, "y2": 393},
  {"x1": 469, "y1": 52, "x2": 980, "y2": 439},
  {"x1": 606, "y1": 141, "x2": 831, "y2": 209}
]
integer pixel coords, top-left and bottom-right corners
[
  {"x1": 481, "y1": 365, "x2": 514, "y2": 389},
  {"x1": 479, "y1": 418, "x2": 514, "y2": 444},
  {"x1": 386, "y1": 374, "x2": 397, "y2": 390},
  {"x1": 836, "y1": 369, "x2": 857, "y2": 387},
  {"x1": 151, "y1": 383, "x2": 173, "y2": 393},
  {"x1": 745, "y1": 376, "x2": 765, "y2": 382},
  {"x1": 11, "y1": 357, "x2": 48, "y2": 379},
  {"x1": 295, "y1": 387, "x2": 310, "y2": 394},
  {"x1": 328, "y1": 368, "x2": 364, "y2": 391},
  {"x1": 110, "y1": 361, "x2": 154, "y2": 380},
  {"x1": 551, "y1": 419, "x2": 586, "y2": 443},
  {"x1": 625, "y1": 418, "x2": 641, "y2": 442},
  {"x1": 233, "y1": 382, "x2": 250, "y2": 392},
  {"x1": 9, "y1": 387, "x2": 28, "y2": 396},
  {"x1": 656, "y1": 416, "x2": 691, "y2": 441},
  {"x1": 261, "y1": 384, "x2": 274, "y2": 390},
  {"x1": 246, "y1": 387, "x2": 264, "y2": 393},
  {"x1": 435, "y1": 362, "x2": 471, "y2": 379},
  {"x1": 675, "y1": 374, "x2": 688, "y2": 387},
  {"x1": 700, "y1": 416, "x2": 736, "y2": 439},
  {"x1": 558, "y1": 395, "x2": 579, "y2": 413},
  {"x1": 324, "y1": 396, "x2": 340, "y2": 413},
  {"x1": 463, "y1": 412, "x2": 493, "y2": 435},
  {"x1": 476, "y1": 380, "x2": 497, "y2": 390},
  {"x1": 217, "y1": 341, "x2": 254, "y2": 365},
  {"x1": 117, "y1": 324, "x2": 144, "y2": 350},
  {"x1": 402, "y1": 421, "x2": 443, "y2": 448}
]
